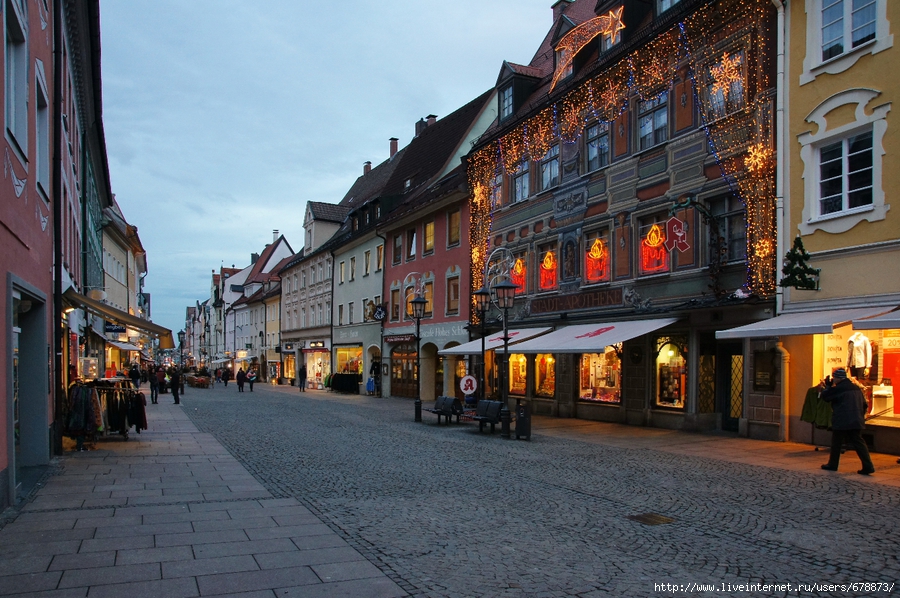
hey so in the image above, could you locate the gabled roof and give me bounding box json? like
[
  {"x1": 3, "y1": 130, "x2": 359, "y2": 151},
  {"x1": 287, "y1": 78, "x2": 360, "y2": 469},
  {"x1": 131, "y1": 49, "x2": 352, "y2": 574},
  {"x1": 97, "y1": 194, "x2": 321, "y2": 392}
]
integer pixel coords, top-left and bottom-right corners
[
  {"x1": 381, "y1": 88, "x2": 494, "y2": 198},
  {"x1": 244, "y1": 235, "x2": 294, "y2": 285},
  {"x1": 308, "y1": 201, "x2": 350, "y2": 223},
  {"x1": 379, "y1": 164, "x2": 468, "y2": 228},
  {"x1": 340, "y1": 147, "x2": 407, "y2": 208}
]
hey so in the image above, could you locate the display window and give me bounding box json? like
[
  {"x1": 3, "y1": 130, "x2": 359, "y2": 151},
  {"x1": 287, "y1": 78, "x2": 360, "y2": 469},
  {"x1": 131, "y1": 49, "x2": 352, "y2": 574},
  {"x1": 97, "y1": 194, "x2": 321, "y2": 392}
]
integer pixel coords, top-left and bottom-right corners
[
  {"x1": 283, "y1": 354, "x2": 296, "y2": 379},
  {"x1": 538, "y1": 245, "x2": 558, "y2": 291},
  {"x1": 511, "y1": 256, "x2": 527, "y2": 295},
  {"x1": 509, "y1": 353, "x2": 527, "y2": 396},
  {"x1": 305, "y1": 351, "x2": 331, "y2": 389},
  {"x1": 336, "y1": 346, "x2": 362, "y2": 374},
  {"x1": 535, "y1": 353, "x2": 556, "y2": 397},
  {"x1": 639, "y1": 217, "x2": 670, "y2": 275},
  {"x1": 822, "y1": 327, "x2": 899, "y2": 421},
  {"x1": 656, "y1": 340, "x2": 686, "y2": 408},
  {"x1": 579, "y1": 348, "x2": 621, "y2": 404},
  {"x1": 584, "y1": 230, "x2": 611, "y2": 284}
]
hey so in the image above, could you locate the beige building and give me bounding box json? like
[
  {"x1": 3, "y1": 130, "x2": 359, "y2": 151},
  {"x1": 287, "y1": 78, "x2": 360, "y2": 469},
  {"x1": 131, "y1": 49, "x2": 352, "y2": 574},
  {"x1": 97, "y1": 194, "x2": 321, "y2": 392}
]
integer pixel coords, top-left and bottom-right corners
[{"x1": 718, "y1": 0, "x2": 899, "y2": 452}]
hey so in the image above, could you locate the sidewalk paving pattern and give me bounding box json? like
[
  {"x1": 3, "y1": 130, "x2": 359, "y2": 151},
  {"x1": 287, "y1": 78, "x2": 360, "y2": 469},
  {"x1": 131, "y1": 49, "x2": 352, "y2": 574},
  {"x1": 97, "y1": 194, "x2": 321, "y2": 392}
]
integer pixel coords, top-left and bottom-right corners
[{"x1": 1, "y1": 382, "x2": 899, "y2": 597}]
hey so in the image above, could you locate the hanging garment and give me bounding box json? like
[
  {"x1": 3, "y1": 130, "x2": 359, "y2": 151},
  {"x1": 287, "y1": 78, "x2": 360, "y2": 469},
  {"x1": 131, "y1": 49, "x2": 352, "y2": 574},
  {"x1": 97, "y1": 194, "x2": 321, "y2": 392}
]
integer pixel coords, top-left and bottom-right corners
[{"x1": 800, "y1": 386, "x2": 832, "y2": 428}]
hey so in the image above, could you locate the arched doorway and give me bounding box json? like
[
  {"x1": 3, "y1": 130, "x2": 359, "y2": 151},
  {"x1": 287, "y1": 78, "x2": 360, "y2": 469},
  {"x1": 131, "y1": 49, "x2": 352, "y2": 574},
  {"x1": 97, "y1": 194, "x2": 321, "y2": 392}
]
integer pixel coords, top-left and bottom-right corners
[{"x1": 390, "y1": 343, "x2": 417, "y2": 398}]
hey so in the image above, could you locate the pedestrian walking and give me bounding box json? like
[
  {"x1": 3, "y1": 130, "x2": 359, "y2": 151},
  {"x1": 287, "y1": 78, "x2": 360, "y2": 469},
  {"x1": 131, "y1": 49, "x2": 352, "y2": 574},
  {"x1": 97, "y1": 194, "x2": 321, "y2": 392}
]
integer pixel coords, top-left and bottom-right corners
[
  {"x1": 129, "y1": 364, "x2": 142, "y2": 388},
  {"x1": 298, "y1": 364, "x2": 307, "y2": 392},
  {"x1": 149, "y1": 367, "x2": 159, "y2": 404},
  {"x1": 170, "y1": 368, "x2": 182, "y2": 405},
  {"x1": 820, "y1": 368, "x2": 875, "y2": 475},
  {"x1": 236, "y1": 368, "x2": 246, "y2": 392},
  {"x1": 215, "y1": 368, "x2": 222, "y2": 384},
  {"x1": 156, "y1": 366, "x2": 167, "y2": 394},
  {"x1": 222, "y1": 367, "x2": 232, "y2": 387},
  {"x1": 247, "y1": 368, "x2": 257, "y2": 392}
]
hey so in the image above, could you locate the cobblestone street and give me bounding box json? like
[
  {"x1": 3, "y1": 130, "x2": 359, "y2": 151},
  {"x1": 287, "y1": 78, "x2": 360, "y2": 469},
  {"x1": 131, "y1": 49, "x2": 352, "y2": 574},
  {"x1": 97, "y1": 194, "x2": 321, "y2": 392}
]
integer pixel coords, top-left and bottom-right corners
[{"x1": 182, "y1": 383, "x2": 900, "y2": 597}]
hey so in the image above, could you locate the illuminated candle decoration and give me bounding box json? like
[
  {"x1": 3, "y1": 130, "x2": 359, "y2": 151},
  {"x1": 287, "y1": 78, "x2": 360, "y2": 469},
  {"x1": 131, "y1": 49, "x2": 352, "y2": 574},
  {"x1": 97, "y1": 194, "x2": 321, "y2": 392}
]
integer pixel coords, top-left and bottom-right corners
[
  {"x1": 540, "y1": 251, "x2": 557, "y2": 290},
  {"x1": 641, "y1": 224, "x2": 669, "y2": 274},
  {"x1": 550, "y1": 6, "x2": 626, "y2": 92},
  {"x1": 468, "y1": 0, "x2": 778, "y2": 299},
  {"x1": 585, "y1": 238, "x2": 610, "y2": 283},
  {"x1": 511, "y1": 257, "x2": 527, "y2": 294}
]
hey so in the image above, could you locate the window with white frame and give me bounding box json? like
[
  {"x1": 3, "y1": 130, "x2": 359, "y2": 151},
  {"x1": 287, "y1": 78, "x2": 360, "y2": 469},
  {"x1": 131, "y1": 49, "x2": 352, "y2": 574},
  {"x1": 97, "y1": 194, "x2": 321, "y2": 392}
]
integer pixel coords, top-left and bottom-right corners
[
  {"x1": 376, "y1": 245, "x2": 384, "y2": 270},
  {"x1": 364, "y1": 250, "x2": 371, "y2": 275},
  {"x1": 539, "y1": 145, "x2": 559, "y2": 191},
  {"x1": 638, "y1": 92, "x2": 668, "y2": 150},
  {"x1": 513, "y1": 160, "x2": 530, "y2": 203},
  {"x1": 500, "y1": 85, "x2": 514, "y2": 120},
  {"x1": 801, "y1": 0, "x2": 891, "y2": 84},
  {"x1": 348, "y1": 302, "x2": 354, "y2": 325},
  {"x1": 339, "y1": 261, "x2": 345, "y2": 283},
  {"x1": 798, "y1": 88, "x2": 888, "y2": 234},
  {"x1": 586, "y1": 122, "x2": 610, "y2": 171},
  {"x1": 446, "y1": 276, "x2": 460, "y2": 315},
  {"x1": 424, "y1": 221, "x2": 435, "y2": 255},
  {"x1": 5, "y1": 0, "x2": 28, "y2": 153},
  {"x1": 350, "y1": 256, "x2": 356, "y2": 281}
]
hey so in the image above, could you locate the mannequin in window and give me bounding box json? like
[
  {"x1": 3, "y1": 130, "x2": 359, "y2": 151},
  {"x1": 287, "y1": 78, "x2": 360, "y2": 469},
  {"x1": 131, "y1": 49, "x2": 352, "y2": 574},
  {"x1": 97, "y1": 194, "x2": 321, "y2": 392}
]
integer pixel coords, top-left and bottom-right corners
[{"x1": 847, "y1": 332, "x2": 872, "y2": 379}]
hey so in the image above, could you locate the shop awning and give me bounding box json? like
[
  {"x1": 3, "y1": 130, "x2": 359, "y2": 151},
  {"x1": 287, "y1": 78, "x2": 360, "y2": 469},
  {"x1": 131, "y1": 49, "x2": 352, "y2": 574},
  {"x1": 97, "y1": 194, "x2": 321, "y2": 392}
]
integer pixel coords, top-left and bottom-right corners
[
  {"x1": 109, "y1": 340, "x2": 142, "y2": 352},
  {"x1": 715, "y1": 307, "x2": 893, "y2": 339},
  {"x1": 852, "y1": 308, "x2": 900, "y2": 330},
  {"x1": 498, "y1": 318, "x2": 678, "y2": 354},
  {"x1": 438, "y1": 327, "x2": 552, "y2": 356},
  {"x1": 64, "y1": 287, "x2": 175, "y2": 349},
  {"x1": 210, "y1": 358, "x2": 231, "y2": 365}
]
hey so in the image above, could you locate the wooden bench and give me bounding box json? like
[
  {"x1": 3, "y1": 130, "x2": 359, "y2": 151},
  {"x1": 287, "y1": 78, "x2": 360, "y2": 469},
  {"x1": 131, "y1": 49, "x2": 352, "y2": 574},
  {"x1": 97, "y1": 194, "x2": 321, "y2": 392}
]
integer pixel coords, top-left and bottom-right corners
[
  {"x1": 472, "y1": 400, "x2": 503, "y2": 433},
  {"x1": 423, "y1": 396, "x2": 464, "y2": 424}
]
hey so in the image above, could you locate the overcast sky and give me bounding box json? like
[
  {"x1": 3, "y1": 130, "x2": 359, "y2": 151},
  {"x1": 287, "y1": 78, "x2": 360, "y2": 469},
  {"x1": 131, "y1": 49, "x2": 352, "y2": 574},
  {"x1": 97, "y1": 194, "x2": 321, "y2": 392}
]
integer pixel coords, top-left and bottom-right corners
[{"x1": 100, "y1": 0, "x2": 553, "y2": 336}]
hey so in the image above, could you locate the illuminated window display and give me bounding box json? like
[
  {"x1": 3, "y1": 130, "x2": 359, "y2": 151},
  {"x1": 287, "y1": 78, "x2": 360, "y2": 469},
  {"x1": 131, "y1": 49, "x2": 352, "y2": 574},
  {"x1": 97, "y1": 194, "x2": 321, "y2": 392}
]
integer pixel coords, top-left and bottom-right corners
[
  {"x1": 283, "y1": 354, "x2": 296, "y2": 380},
  {"x1": 539, "y1": 246, "x2": 558, "y2": 291},
  {"x1": 336, "y1": 346, "x2": 362, "y2": 374},
  {"x1": 639, "y1": 218, "x2": 670, "y2": 275},
  {"x1": 511, "y1": 256, "x2": 527, "y2": 295},
  {"x1": 579, "y1": 349, "x2": 621, "y2": 403},
  {"x1": 656, "y1": 339, "x2": 686, "y2": 408},
  {"x1": 584, "y1": 230, "x2": 610, "y2": 283},
  {"x1": 535, "y1": 353, "x2": 556, "y2": 397},
  {"x1": 509, "y1": 353, "x2": 527, "y2": 396}
]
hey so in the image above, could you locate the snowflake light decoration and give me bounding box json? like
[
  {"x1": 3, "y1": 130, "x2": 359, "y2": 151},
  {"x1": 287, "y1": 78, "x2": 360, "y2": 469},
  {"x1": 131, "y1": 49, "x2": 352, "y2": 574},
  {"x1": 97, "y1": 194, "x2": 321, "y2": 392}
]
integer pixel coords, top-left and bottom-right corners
[{"x1": 710, "y1": 52, "x2": 742, "y2": 100}]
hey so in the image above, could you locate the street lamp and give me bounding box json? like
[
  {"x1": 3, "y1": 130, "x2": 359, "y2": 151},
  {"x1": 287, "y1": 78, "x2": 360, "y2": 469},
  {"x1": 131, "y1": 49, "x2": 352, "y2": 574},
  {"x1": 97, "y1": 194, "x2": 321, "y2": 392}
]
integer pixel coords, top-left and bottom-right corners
[
  {"x1": 177, "y1": 330, "x2": 186, "y2": 394},
  {"x1": 473, "y1": 285, "x2": 492, "y2": 402},
  {"x1": 491, "y1": 278, "x2": 518, "y2": 438},
  {"x1": 410, "y1": 292, "x2": 427, "y2": 422}
]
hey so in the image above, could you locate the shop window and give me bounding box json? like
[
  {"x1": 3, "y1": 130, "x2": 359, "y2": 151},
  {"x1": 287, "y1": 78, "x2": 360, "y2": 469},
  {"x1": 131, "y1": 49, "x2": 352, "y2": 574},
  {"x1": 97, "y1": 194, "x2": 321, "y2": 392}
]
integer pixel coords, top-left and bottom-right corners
[
  {"x1": 639, "y1": 215, "x2": 671, "y2": 275},
  {"x1": 710, "y1": 196, "x2": 747, "y2": 262},
  {"x1": 579, "y1": 349, "x2": 621, "y2": 404},
  {"x1": 511, "y1": 255, "x2": 527, "y2": 295},
  {"x1": 638, "y1": 92, "x2": 668, "y2": 150},
  {"x1": 336, "y1": 346, "x2": 362, "y2": 374},
  {"x1": 424, "y1": 221, "x2": 435, "y2": 255},
  {"x1": 509, "y1": 353, "x2": 527, "y2": 396},
  {"x1": 535, "y1": 354, "x2": 556, "y2": 398},
  {"x1": 446, "y1": 277, "x2": 460, "y2": 315},
  {"x1": 513, "y1": 161, "x2": 530, "y2": 203},
  {"x1": 656, "y1": 339, "x2": 687, "y2": 409},
  {"x1": 586, "y1": 122, "x2": 610, "y2": 171},
  {"x1": 584, "y1": 230, "x2": 611, "y2": 284},
  {"x1": 448, "y1": 209, "x2": 461, "y2": 246},
  {"x1": 798, "y1": 89, "x2": 888, "y2": 235},
  {"x1": 539, "y1": 145, "x2": 559, "y2": 191},
  {"x1": 538, "y1": 245, "x2": 558, "y2": 291}
]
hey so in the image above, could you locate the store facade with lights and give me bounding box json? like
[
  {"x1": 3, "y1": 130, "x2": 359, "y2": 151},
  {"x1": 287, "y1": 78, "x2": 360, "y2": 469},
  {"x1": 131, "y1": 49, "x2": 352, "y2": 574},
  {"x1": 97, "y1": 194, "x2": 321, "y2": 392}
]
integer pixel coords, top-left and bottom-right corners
[{"x1": 465, "y1": 0, "x2": 781, "y2": 437}]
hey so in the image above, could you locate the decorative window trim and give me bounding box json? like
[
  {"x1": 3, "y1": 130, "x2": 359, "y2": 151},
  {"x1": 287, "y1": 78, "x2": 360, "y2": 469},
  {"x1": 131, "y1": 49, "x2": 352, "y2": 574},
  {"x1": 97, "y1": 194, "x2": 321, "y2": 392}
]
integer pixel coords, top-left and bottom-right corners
[
  {"x1": 801, "y1": 0, "x2": 892, "y2": 85},
  {"x1": 798, "y1": 88, "x2": 890, "y2": 235}
]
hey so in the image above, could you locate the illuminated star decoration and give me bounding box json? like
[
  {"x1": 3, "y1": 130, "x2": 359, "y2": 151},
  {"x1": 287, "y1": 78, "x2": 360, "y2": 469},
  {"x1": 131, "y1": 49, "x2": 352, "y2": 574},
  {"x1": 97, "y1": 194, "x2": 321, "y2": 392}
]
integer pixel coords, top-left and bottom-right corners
[
  {"x1": 710, "y1": 52, "x2": 743, "y2": 100},
  {"x1": 550, "y1": 6, "x2": 626, "y2": 92},
  {"x1": 744, "y1": 142, "x2": 772, "y2": 173}
]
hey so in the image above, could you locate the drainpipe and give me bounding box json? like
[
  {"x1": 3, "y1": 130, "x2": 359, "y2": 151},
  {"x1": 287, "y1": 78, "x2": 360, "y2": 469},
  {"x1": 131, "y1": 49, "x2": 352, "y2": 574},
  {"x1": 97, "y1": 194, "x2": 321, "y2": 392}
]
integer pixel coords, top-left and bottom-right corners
[
  {"x1": 776, "y1": 341, "x2": 790, "y2": 442},
  {"x1": 51, "y1": 0, "x2": 64, "y2": 455},
  {"x1": 772, "y1": 0, "x2": 786, "y2": 316}
]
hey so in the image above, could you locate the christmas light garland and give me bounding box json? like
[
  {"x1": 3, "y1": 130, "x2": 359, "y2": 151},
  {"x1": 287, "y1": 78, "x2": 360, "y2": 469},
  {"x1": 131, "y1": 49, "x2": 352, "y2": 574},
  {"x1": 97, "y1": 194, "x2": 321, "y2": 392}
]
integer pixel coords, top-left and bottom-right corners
[{"x1": 468, "y1": 0, "x2": 777, "y2": 313}]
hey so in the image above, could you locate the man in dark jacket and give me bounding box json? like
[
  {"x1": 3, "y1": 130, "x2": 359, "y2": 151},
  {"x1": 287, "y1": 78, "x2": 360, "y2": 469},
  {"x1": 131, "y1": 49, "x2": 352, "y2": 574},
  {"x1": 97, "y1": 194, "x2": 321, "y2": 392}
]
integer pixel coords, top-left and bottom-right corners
[
  {"x1": 170, "y1": 368, "x2": 182, "y2": 405},
  {"x1": 820, "y1": 368, "x2": 875, "y2": 475}
]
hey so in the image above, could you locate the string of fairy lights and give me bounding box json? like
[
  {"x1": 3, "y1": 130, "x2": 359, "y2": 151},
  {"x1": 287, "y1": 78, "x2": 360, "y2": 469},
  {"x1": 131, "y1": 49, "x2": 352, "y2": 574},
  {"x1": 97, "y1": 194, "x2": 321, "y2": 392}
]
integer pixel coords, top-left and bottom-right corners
[{"x1": 468, "y1": 0, "x2": 778, "y2": 312}]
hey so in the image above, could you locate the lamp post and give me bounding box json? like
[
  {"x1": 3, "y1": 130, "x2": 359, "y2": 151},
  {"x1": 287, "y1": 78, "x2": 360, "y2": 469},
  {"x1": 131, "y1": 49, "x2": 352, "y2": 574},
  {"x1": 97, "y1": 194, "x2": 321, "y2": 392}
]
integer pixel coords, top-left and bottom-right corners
[
  {"x1": 410, "y1": 292, "x2": 427, "y2": 422},
  {"x1": 491, "y1": 278, "x2": 518, "y2": 438},
  {"x1": 177, "y1": 330, "x2": 186, "y2": 394},
  {"x1": 473, "y1": 285, "x2": 492, "y2": 402}
]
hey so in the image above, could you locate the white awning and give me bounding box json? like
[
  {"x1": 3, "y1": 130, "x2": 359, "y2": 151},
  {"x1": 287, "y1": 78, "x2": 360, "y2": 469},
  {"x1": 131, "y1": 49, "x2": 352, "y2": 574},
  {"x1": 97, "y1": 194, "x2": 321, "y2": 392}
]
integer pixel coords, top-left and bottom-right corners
[
  {"x1": 438, "y1": 327, "x2": 552, "y2": 356},
  {"x1": 852, "y1": 309, "x2": 900, "y2": 330},
  {"x1": 503, "y1": 318, "x2": 679, "y2": 354},
  {"x1": 109, "y1": 341, "x2": 142, "y2": 352},
  {"x1": 715, "y1": 307, "x2": 893, "y2": 339},
  {"x1": 210, "y1": 358, "x2": 231, "y2": 365}
]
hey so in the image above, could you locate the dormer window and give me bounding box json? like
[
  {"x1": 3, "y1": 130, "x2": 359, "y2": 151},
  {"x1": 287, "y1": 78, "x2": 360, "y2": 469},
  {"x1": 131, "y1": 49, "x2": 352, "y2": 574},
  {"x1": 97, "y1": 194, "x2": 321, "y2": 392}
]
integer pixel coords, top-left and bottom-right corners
[
  {"x1": 555, "y1": 49, "x2": 573, "y2": 81},
  {"x1": 500, "y1": 85, "x2": 514, "y2": 120},
  {"x1": 404, "y1": 178, "x2": 412, "y2": 191}
]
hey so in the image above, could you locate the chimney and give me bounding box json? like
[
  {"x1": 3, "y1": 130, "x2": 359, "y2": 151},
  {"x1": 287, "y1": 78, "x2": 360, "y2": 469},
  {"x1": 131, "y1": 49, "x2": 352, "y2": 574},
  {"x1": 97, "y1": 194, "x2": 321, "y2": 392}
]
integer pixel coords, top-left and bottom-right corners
[
  {"x1": 364, "y1": 161, "x2": 372, "y2": 175},
  {"x1": 389, "y1": 137, "x2": 399, "y2": 158},
  {"x1": 552, "y1": 0, "x2": 574, "y2": 21},
  {"x1": 273, "y1": 229, "x2": 279, "y2": 243},
  {"x1": 427, "y1": 114, "x2": 437, "y2": 126},
  {"x1": 415, "y1": 118, "x2": 427, "y2": 137},
  {"x1": 250, "y1": 252, "x2": 259, "y2": 265}
]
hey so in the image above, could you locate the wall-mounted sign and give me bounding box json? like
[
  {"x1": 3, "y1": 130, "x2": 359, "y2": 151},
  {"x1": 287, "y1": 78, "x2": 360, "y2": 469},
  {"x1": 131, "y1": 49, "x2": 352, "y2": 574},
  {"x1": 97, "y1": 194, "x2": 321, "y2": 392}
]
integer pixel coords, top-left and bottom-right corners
[
  {"x1": 105, "y1": 322, "x2": 126, "y2": 334},
  {"x1": 373, "y1": 304, "x2": 387, "y2": 321},
  {"x1": 385, "y1": 334, "x2": 415, "y2": 343}
]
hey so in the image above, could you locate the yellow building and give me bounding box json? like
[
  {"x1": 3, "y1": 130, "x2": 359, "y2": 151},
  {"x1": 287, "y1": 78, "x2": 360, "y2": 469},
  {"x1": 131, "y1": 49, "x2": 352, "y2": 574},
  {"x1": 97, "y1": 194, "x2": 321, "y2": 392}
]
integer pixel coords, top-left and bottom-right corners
[{"x1": 719, "y1": 0, "x2": 898, "y2": 452}]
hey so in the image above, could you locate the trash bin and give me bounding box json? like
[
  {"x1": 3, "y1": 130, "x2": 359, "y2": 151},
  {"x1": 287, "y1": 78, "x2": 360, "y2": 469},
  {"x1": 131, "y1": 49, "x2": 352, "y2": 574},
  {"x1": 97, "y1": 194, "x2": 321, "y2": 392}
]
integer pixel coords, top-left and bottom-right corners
[{"x1": 515, "y1": 402, "x2": 531, "y2": 440}]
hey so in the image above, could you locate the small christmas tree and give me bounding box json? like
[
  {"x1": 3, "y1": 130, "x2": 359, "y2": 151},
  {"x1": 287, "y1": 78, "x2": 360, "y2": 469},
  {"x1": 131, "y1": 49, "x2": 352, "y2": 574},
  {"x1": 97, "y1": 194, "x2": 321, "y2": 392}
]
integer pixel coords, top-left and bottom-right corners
[{"x1": 780, "y1": 236, "x2": 820, "y2": 290}]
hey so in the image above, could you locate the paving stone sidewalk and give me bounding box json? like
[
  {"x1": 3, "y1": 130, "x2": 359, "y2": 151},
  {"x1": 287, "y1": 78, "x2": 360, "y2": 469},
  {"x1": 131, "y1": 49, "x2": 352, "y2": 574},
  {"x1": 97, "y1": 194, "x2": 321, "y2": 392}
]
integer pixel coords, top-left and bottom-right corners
[{"x1": 0, "y1": 398, "x2": 406, "y2": 598}]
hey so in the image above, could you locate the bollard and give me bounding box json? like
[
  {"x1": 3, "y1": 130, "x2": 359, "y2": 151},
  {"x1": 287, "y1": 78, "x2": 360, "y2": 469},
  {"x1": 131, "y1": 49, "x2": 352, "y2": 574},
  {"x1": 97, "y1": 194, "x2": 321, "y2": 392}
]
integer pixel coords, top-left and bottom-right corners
[
  {"x1": 414, "y1": 397, "x2": 422, "y2": 422},
  {"x1": 500, "y1": 403, "x2": 511, "y2": 438}
]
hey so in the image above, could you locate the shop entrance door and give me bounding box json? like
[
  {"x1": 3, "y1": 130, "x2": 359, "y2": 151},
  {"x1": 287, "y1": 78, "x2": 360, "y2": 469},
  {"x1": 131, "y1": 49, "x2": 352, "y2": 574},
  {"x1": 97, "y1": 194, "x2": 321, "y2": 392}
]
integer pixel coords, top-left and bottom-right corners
[
  {"x1": 12, "y1": 327, "x2": 21, "y2": 497},
  {"x1": 717, "y1": 342, "x2": 744, "y2": 431}
]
